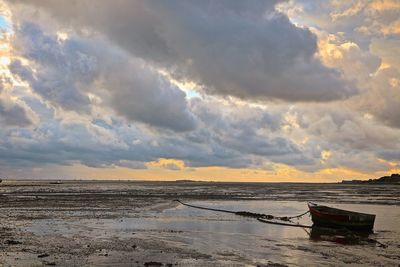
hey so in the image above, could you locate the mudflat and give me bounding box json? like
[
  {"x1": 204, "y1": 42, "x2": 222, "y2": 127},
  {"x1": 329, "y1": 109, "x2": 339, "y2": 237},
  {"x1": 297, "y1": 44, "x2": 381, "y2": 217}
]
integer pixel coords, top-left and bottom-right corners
[{"x1": 1, "y1": 180, "x2": 399, "y2": 266}]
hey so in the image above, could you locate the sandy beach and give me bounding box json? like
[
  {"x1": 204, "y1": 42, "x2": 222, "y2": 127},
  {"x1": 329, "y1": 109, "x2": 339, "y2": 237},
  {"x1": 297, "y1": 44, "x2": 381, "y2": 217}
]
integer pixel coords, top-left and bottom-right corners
[{"x1": 0, "y1": 180, "x2": 399, "y2": 266}]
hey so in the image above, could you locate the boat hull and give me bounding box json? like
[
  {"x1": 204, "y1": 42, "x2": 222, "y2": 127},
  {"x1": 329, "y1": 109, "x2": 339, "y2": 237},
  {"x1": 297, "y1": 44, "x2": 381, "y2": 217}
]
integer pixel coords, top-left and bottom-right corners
[{"x1": 308, "y1": 203, "x2": 375, "y2": 231}]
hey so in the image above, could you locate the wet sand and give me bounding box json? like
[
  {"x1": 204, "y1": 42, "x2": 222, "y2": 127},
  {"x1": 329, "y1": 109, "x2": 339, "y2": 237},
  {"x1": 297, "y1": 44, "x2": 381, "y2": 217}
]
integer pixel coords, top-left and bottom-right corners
[{"x1": 0, "y1": 180, "x2": 399, "y2": 266}]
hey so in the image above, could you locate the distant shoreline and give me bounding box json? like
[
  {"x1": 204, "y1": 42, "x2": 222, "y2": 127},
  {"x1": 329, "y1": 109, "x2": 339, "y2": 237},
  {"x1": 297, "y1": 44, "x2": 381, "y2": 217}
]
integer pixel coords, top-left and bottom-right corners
[
  {"x1": 1, "y1": 178, "x2": 400, "y2": 186},
  {"x1": 0, "y1": 178, "x2": 347, "y2": 185},
  {"x1": 342, "y1": 173, "x2": 400, "y2": 184}
]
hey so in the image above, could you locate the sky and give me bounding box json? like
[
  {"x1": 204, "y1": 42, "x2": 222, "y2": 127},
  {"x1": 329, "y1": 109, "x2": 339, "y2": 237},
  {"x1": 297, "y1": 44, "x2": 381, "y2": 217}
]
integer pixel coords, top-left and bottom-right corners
[{"x1": 0, "y1": 0, "x2": 399, "y2": 182}]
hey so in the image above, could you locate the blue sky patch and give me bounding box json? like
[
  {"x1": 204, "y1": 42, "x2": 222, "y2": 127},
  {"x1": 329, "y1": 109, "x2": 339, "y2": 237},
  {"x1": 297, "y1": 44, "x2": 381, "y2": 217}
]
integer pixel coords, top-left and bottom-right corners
[{"x1": 0, "y1": 16, "x2": 11, "y2": 31}]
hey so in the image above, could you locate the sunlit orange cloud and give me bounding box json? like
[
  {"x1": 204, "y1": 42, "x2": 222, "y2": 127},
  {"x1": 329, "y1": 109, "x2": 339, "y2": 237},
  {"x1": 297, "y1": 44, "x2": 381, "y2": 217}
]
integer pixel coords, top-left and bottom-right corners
[
  {"x1": 381, "y1": 20, "x2": 400, "y2": 35},
  {"x1": 368, "y1": 0, "x2": 400, "y2": 11},
  {"x1": 330, "y1": 1, "x2": 364, "y2": 21},
  {"x1": 146, "y1": 158, "x2": 186, "y2": 170},
  {"x1": 0, "y1": 34, "x2": 11, "y2": 69}
]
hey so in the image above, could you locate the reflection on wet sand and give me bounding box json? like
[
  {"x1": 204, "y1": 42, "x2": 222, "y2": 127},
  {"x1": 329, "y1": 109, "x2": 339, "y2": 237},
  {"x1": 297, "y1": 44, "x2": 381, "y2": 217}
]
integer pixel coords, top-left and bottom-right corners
[{"x1": 308, "y1": 226, "x2": 386, "y2": 246}]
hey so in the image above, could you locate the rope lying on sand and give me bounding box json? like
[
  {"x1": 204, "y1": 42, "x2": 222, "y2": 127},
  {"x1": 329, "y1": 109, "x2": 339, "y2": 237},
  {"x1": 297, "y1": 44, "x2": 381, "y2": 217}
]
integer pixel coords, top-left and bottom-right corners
[
  {"x1": 257, "y1": 218, "x2": 312, "y2": 228},
  {"x1": 174, "y1": 199, "x2": 311, "y2": 227}
]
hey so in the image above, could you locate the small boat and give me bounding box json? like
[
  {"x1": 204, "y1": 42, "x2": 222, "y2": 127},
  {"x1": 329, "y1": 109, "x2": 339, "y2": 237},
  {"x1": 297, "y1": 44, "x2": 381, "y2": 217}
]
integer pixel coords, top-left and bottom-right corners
[{"x1": 308, "y1": 203, "x2": 375, "y2": 231}]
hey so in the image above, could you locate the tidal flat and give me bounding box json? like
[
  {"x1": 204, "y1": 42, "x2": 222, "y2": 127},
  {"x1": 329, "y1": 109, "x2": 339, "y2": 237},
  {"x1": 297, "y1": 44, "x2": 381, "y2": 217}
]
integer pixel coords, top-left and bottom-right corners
[{"x1": 0, "y1": 180, "x2": 399, "y2": 266}]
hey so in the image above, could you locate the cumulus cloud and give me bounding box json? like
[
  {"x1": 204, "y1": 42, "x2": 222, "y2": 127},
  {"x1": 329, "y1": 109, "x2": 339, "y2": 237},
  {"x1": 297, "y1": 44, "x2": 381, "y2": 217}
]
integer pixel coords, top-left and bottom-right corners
[
  {"x1": 370, "y1": 39, "x2": 400, "y2": 70},
  {"x1": 115, "y1": 160, "x2": 147, "y2": 170},
  {"x1": 10, "y1": 22, "x2": 196, "y2": 132},
  {"x1": 1, "y1": 89, "x2": 399, "y2": 175},
  {"x1": 7, "y1": 0, "x2": 357, "y2": 102},
  {"x1": 9, "y1": 23, "x2": 96, "y2": 112},
  {"x1": 148, "y1": 158, "x2": 185, "y2": 171},
  {"x1": 353, "y1": 67, "x2": 400, "y2": 128},
  {"x1": 0, "y1": 0, "x2": 399, "y2": 179},
  {"x1": 0, "y1": 93, "x2": 316, "y2": 172},
  {"x1": 0, "y1": 96, "x2": 33, "y2": 127},
  {"x1": 282, "y1": 103, "x2": 400, "y2": 171},
  {"x1": 318, "y1": 33, "x2": 381, "y2": 86},
  {"x1": 0, "y1": 73, "x2": 35, "y2": 127},
  {"x1": 183, "y1": 98, "x2": 316, "y2": 168},
  {"x1": 315, "y1": 29, "x2": 400, "y2": 130},
  {"x1": 101, "y1": 59, "x2": 196, "y2": 132}
]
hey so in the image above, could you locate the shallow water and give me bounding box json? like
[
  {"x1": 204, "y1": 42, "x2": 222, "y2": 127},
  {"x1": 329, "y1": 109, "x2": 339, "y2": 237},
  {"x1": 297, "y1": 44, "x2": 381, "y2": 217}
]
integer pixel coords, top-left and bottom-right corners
[
  {"x1": 3, "y1": 180, "x2": 400, "y2": 205},
  {"x1": 28, "y1": 200, "x2": 400, "y2": 266}
]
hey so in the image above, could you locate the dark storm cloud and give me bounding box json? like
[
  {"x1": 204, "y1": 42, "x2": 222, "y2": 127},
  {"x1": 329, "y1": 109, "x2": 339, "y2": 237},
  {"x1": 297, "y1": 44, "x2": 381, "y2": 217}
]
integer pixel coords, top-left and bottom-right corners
[
  {"x1": 0, "y1": 117, "x2": 148, "y2": 169},
  {"x1": 10, "y1": 22, "x2": 196, "y2": 132},
  {"x1": 379, "y1": 151, "x2": 400, "y2": 161},
  {"x1": 103, "y1": 60, "x2": 197, "y2": 132},
  {"x1": 0, "y1": 75, "x2": 34, "y2": 127},
  {"x1": 10, "y1": 23, "x2": 93, "y2": 112},
  {"x1": 7, "y1": 0, "x2": 357, "y2": 102},
  {"x1": 0, "y1": 98, "x2": 33, "y2": 127}
]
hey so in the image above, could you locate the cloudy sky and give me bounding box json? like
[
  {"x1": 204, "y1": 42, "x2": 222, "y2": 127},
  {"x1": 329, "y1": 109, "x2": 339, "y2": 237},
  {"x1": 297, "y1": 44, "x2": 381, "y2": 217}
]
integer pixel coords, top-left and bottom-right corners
[{"x1": 0, "y1": 0, "x2": 399, "y2": 182}]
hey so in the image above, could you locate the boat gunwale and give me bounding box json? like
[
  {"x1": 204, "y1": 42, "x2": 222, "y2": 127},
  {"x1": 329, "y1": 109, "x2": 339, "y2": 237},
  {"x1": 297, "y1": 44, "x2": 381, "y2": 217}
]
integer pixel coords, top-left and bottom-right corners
[
  {"x1": 307, "y1": 202, "x2": 375, "y2": 231},
  {"x1": 308, "y1": 202, "x2": 375, "y2": 218}
]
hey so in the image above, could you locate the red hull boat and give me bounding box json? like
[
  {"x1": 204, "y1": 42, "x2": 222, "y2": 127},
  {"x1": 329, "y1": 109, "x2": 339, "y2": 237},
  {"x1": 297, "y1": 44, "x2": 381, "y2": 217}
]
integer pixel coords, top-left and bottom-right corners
[{"x1": 308, "y1": 203, "x2": 375, "y2": 231}]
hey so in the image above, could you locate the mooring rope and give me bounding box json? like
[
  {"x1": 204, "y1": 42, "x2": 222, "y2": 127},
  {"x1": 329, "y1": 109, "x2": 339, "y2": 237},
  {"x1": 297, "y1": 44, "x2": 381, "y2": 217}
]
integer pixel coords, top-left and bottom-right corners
[
  {"x1": 175, "y1": 199, "x2": 311, "y2": 226},
  {"x1": 257, "y1": 218, "x2": 312, "y2": 228},
  {"x1": 286, "y1": 210, "x2": 310, "y2": 220}
]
